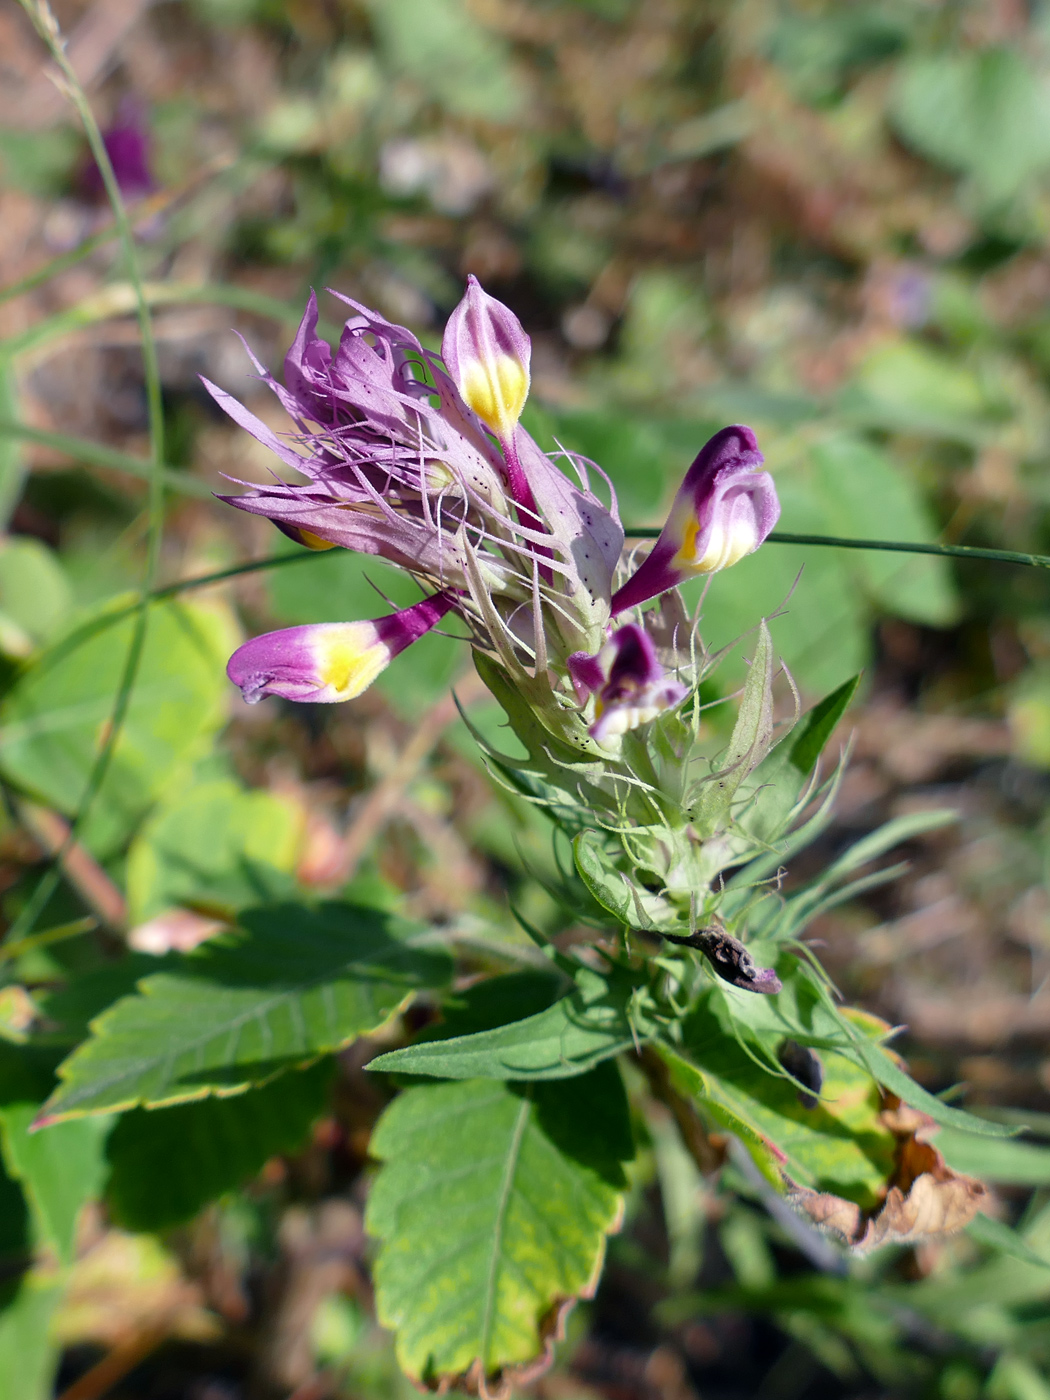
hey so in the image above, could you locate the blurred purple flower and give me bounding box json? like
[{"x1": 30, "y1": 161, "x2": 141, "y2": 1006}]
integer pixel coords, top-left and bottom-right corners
[{"x1": 82, "y1": 98, "x2": 155, "y2": 202}]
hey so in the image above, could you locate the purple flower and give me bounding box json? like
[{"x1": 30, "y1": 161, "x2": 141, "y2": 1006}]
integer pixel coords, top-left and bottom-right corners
[
  {"x1": 207, "y1": 278, "x2": 778, "y2": 743},
  {"x1": 611, "y1": 426, "x2": 779, "y2": 616},
  {"x1": 203, "y1": 281, "x2": 623, "y2": 686},
  {"x1": 228, "y1": 594, "x2": 453, "y2": 704},
  {"x1": 441, "y1": 275, "x2": 531, "y2": 445},
  {"x1": 441, "y1": 274, "x2": 534, "y2": 514},
  {"x1": 569, "y1": 623, "x2": 687, "y2": 745},
  {"x1": 82, "y1": 98, "x2": 155, "y2": 202}
]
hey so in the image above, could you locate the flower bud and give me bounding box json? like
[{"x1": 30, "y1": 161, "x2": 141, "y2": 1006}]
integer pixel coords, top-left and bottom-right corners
[
  {"x1": 611, "y1": 425, "x2": 779, "y2": 616},
  {"x1": 441, "y1": 275, "x2": 531, "y2": 440},
  {"x1": 570, "y1": 623, "x2": 687, "y2": 745},
  {"x1": 228, "y1": 594, "x2": 453, "y2": 705}
]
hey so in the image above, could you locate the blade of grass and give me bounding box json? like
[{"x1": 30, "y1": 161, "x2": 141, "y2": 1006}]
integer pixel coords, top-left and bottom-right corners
[
  {"x1": 0, "y1": 153, "x2": 238, "y2": 309},
  {"x1": 624, "y1": 526, "x2": 1050, "y2": 570},
  {"x1": 0, "y1": 420, "x2": 212, "y2": 497},
  {"x1": 10, "y1": 0, "x2": 167, "y2": 943},
  {"x1": 3, "y1": 280, "x2": 340, "y2": 365}
]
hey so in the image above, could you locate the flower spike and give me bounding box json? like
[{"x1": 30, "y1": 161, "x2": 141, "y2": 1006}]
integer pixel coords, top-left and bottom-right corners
[
  {"x1": 571, "y1": 623, "x2": 687, "y2": 745},
  {"x1": 228, "y1": 594, "x2": 454, "y2": 705},
  {"x1": 611, "y1": 425, "x2": 779, "y2": 616}
]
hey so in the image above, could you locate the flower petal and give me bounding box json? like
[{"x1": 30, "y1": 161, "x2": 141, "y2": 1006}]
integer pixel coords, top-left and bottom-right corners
[
  {"x1": 228, "y1": 594, "x2": 454, "y2": 705},
  {"x1": 441, "y1": 275, "x2": 531, "y2": 441},
  {"x1": 611, "y1": 425, "x2": 779, "y2": 615},
  {"x1": 576, "y1": 623, "x2": 688, "y2": 744}
]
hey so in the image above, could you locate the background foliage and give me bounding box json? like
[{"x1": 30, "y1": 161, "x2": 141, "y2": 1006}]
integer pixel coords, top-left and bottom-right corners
[{"x1": 3, "y1": 0, "x2": 1050, "y2": 1396}]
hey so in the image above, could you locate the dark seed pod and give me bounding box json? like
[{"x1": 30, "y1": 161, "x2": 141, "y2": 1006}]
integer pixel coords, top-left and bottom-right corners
[
  {"x1": 658, "y1": 924, "x2": 782, "y2": 995},
  {"x1": 778, "y1": 1039, "x2": 824, "y2": 1109}
]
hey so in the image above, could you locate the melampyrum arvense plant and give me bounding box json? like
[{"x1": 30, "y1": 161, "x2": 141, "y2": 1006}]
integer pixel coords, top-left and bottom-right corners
[
  {"x1": 189, "y1": 276, "x2": 1019, "y2": 1388},
  {"x1": 31, "y1": 276, "x2": 1030, "y2": 1396}
]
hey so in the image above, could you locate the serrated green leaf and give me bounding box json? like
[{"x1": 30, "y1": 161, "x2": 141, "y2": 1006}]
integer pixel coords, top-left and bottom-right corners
[
  {"x1": 367, "y1": 1064, "x2": 632, "y2": 1385},
  {"x1": 0, "y1": 598, "x2": 237, "y2": 856},
  {"x1": 39, "y1": 902, "x2": 451, "y2": 1122},
  {"x1": 368, "y1": 964, "x2": 648, "y2": 1081},
  {"x1": 106, "y1": 1059, "x2": 334, "y2": 1231},
  {"x1": 790, "y1": 675, "x2": 861, "y2": 774}
]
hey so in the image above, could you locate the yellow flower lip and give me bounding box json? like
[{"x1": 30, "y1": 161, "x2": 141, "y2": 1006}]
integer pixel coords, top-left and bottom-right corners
[
  {"x1": 314, "y1": 624, "x2": 391, "y2": 699},
  {"x1": 441, "y1": 275, "x2": 532, "y2": 442},
  {"x1": 461, "y1": 355, "x2": 530, "y2": 438}
]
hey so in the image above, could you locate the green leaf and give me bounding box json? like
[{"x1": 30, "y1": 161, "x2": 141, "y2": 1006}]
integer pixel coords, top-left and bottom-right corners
[
  {"x1": 368, "y1": 965, "x2": 648, "y2": 1081},
  {"x1": 967, "y1": 1212, "x2": 1050, "y2": 1271},
  {"x1": 892, "y1": 47, "x2": 1050, "y2": 207},
  {"x1": 0, "y1": 1273, "x2": 64, "y2": 1400},
  {"x1": 126, "y1": 777, "x2": 305, "y2": 923},
  {"x1": 810, "y1": 436, "x2": 959, "y2": 627},
  {"x1": 106, "y1": 1059, "x2": 334, "y2": 1231},
  {"x1": 790, "y1": 675, "x2": 861, "y2": 774},
  {"x1": 364, "y1": 0, "x2": 525, "y2": 123},
  {"x1": 0, "y1": 539, "x2": 70, "y2": 656},
  {"x1": 0, "y1": 1106, "x2": 111, "y2": 1264},
  {"x1": 843, "y1": 342, "x2": 997, "y2": 443},
  {"x1": 0, "y1": 1043, "x2": 110, "y2": 1265},
  {"x1": 573, "y1": 830, "x2": 634, "y2": 926},
  {"x1": 693, "y1": 622, "x2": 774, "y2": 834},
  {"x1": 0, "y1": 598, "x2": 237, "y2": 856},
  {"x1": 937, "y1": 1128, "x2": 1050, "y2": 1185},
  {"x1": 850, "y1": 1037, "x2": 1017, "y2": 1139},
  {"x1": 39, "y1": 902, "x2": 451, "y2": 1121},
  {"x1": 670, "y1": 1003, "x2": 896, "y2": 1206},
  {"x1": 366, "y1": 1064, "x2": 632, "y2": 1385}
]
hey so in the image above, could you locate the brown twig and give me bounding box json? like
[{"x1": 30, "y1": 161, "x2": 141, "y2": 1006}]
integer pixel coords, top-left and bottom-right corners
[
  {"x1": 340, "y1": 670, "x2": 487, "y2": 881},
  {"x1": 55, "y1": 1321, "x2": 169, "y2": 1400},
  {"x1": 636, "y1": 1045, "x2": 726, "y2": 1175},
  {"x1": 18, "y1": 801, "x2": 127, "y2": 930}
]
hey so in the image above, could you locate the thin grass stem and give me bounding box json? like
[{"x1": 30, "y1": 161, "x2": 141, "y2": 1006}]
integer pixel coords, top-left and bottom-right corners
[
  {"x1": 624, "y1": 526, "x2": 1050, "y2": 570},
  {"x1": 10, "y1": 0, "x2": 167, "y2": 941}
]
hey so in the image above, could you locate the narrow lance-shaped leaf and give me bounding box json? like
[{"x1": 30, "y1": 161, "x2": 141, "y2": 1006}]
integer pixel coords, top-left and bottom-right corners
[
  {"x1": 368, "y1": 965, "x2": 652, "y2": 1081},
  {"x1": 789, "y1": 673, "x2": 861, "y2": 774},
  {"x1": 692, "y1": 621, "x2": 774, "y2": 834}
]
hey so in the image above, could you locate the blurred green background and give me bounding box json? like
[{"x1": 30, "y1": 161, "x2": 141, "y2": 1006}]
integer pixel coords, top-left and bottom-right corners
[{"x1": 4, "y1": 0, "x2": 1050, "y2": 1396}]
